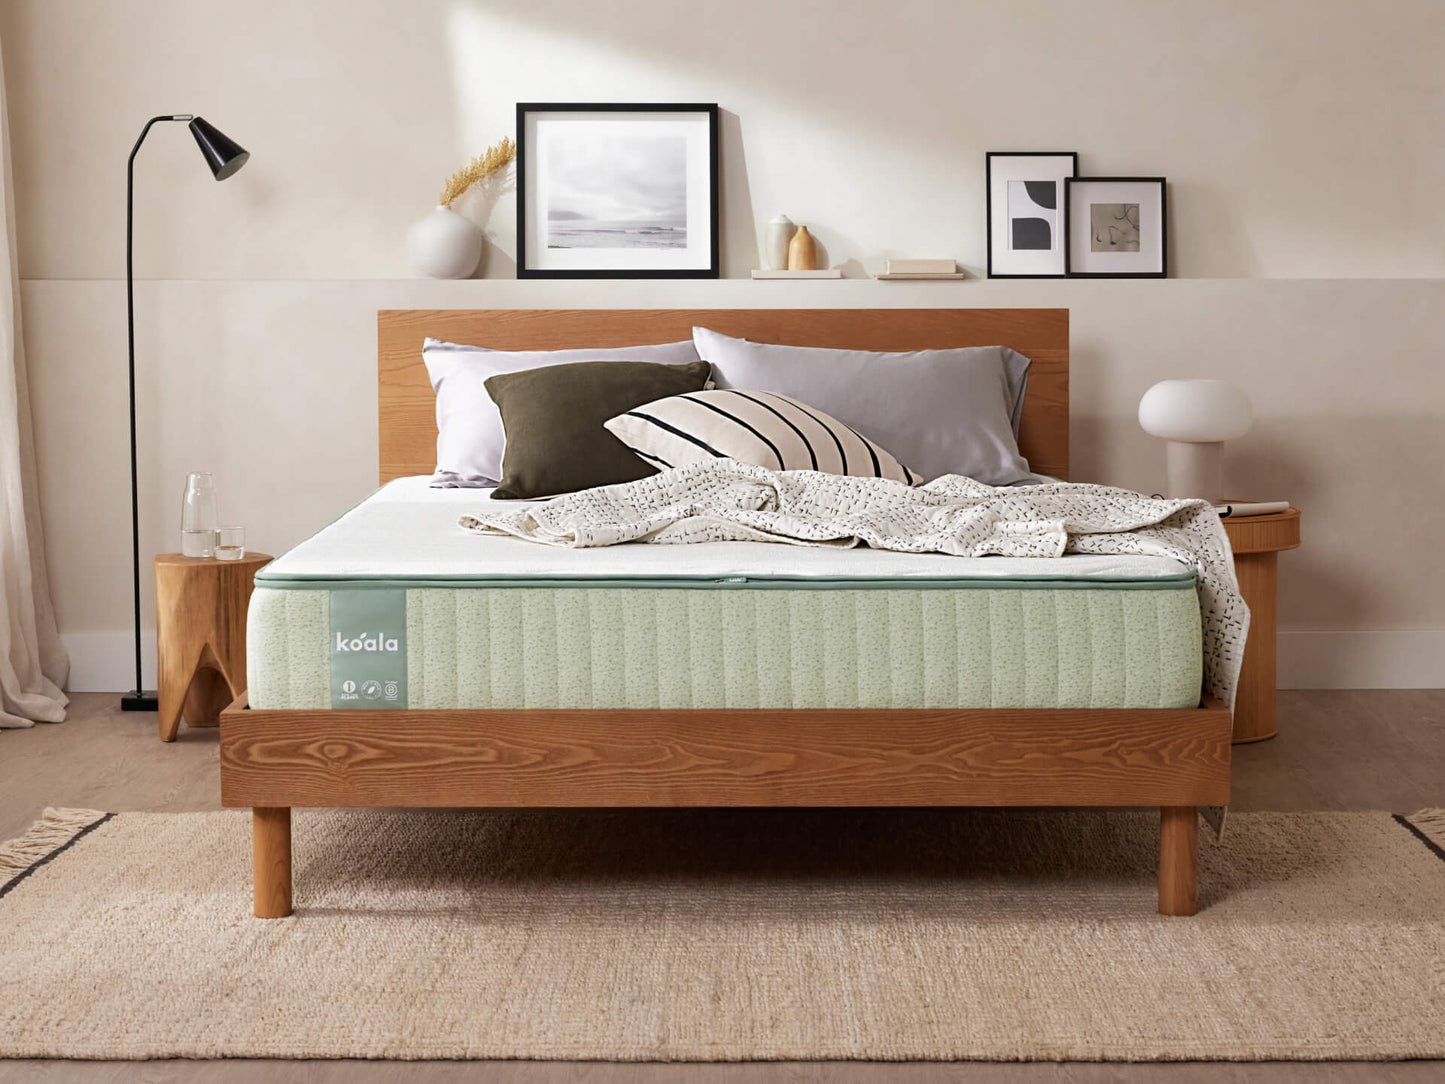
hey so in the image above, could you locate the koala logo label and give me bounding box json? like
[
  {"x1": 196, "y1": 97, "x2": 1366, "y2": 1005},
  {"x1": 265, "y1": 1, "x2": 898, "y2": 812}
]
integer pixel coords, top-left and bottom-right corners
[{"x1": 335, "y1": 631, "x2": 400, "y2": 653}]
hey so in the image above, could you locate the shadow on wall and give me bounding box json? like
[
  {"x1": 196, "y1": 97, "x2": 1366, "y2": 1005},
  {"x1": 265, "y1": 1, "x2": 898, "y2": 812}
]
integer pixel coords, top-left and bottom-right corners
[
  {"x1": 1228, "y1": 428, "x2": 1366, "y2": 629},
  {"x1": 1074, "y1": 409, "x2": 1445, "y2": 631},
  {"x1": 1166, "y1": 180, "x2": 1263, "y2": 279},
  {"x1": 801, "y1": 232, "x2": 870, "y2": 279},
  {"x1": 451, "y1": 166, "x2": 518, "y2": 279},
  {"x1": 439, "y1": 0, "x2": 935, "y2": 279},
  {"x1": 718, "y1": 108, "x2": 757, "y2": 277},
  {"x1": 1233, "y1": 415, "x2": 1444, "y2": 630},
  {"x1": 433, "y1": 0, "x2": 1445, "y2": 280}
]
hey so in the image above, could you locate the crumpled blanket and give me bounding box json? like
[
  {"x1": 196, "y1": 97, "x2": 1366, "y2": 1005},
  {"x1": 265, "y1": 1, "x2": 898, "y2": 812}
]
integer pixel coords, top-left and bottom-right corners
[{"x1": 460, "y1": 460, "x2": 1248, "y2": 706}]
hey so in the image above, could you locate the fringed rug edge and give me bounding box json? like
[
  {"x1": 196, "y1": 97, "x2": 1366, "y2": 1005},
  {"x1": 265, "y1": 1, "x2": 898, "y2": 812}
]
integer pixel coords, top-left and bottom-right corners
[{"x1": 0, "y1": 807, "x2": 112, "y2": 892}]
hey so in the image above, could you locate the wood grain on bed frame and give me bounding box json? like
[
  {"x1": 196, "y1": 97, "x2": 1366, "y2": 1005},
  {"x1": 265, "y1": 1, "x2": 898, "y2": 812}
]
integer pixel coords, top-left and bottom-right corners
[
  {"x1": 222, "y1": 694, "x2": 1230, "y2": 809},
  {"x1": 377, "y1": 308, "x2": 1069, "y2": 484}
]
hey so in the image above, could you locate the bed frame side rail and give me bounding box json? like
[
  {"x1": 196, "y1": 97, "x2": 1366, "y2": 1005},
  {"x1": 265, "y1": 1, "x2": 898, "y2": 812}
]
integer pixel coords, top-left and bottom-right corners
[
  {"x1": 220, "y1": 695, "x2": 1231, "y2": 810},
  {"x1": 222, "y1": 694, "x2": 1228, "y2": 919}
]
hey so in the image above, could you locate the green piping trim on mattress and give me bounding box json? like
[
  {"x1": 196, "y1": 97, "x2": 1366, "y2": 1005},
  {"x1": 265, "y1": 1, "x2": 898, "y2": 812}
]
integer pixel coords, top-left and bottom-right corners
[{"x1": 254, "y1": 571, "x2": 1199, "y2": 592}]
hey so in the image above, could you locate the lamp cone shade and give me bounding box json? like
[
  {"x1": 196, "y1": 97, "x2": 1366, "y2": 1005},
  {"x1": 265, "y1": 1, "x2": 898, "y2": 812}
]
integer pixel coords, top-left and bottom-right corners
[{"x1": 188, "y1": 116, "x2": 249, "y2": 180}]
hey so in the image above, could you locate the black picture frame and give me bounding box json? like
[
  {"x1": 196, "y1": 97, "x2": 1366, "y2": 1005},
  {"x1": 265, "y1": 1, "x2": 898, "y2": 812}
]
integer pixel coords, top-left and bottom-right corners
[
  {"x1": 1064, "y1": 176, "x2": 1168, "y2": 278},
  {"x1": 516, "y1": 102, "x2": 720, "y2": 279},
  {"x1": 985, "y1": 151, "x2": 1078, "y2": 279}
]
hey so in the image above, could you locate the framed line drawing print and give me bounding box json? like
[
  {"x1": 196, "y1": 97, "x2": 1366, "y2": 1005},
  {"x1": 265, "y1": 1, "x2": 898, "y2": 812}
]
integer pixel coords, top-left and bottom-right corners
[
  {"x1": 517, "y1": 103, "x2": 720, "y2": 279},
  {"x1": 1065, "y1": 176, "x2": 1167, "y2": 278},
  {"x1": 986, "y1": 152, "x2": 1077, "y2": 278}
]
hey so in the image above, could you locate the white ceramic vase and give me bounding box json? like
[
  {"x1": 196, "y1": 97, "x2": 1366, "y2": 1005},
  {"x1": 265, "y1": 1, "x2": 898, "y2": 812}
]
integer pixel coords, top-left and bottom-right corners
[
  {"x1": 765, "y1": 214, "x2": 794, "y2": 271},
  {"x1": 407, "y1": 205, "x2": 484, "y2": 279}
]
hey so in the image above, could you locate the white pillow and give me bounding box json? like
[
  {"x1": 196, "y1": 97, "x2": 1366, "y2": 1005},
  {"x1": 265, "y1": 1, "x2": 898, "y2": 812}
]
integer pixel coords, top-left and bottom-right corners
[
  {"x1": 423, "y1": 337, "x2": 702, "y2": 487},
  {"x1": 605, "y1": 389, "x2": 917, "y2": 485},
  {"x1": 692, "y1": 327, "x2": 1037, "y2": 485}
]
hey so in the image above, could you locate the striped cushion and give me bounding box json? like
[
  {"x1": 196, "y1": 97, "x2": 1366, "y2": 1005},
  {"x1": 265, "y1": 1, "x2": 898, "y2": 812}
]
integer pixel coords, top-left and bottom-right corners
[{"x1": 604, "y1": 389, "x2": 918, "y2": 484}]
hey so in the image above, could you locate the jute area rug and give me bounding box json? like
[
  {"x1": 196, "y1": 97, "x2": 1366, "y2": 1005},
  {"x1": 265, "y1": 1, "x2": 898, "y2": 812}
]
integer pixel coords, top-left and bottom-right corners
[{"x1": 1, "y1": 806, "x2": 1443, "y2": 1062}]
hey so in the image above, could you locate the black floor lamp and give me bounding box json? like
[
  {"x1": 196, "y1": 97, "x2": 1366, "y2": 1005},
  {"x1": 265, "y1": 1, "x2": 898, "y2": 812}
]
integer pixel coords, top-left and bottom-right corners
[{"x1": 121, "y1": 115, "x2": 250, "y2": 712}]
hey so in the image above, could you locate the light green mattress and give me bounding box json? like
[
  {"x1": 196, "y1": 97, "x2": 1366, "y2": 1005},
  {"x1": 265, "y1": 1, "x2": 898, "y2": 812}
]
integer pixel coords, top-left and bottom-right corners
[{"x1": 247, "y1": 582, "x2": 1203, "y2": 711}]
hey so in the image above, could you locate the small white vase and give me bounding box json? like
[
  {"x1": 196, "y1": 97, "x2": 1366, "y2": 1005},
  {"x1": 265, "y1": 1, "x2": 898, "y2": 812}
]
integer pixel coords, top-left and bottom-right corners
[
  {"x1": 407, "y1": 205, "x2": 484, "y2": 279},
  {"x1": 765, "y1": 214, "x2": 794, "y2": 271}
]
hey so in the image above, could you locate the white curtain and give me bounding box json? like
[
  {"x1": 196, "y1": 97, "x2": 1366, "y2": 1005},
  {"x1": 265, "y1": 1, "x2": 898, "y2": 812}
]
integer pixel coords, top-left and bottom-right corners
[{"x1": 0, "y1": 41, "x2": 68, "y2": 728}]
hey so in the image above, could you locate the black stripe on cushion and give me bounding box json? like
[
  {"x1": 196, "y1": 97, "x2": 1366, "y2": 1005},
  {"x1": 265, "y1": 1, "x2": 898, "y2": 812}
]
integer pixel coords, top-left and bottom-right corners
[
  {"x1": 837, "y1": 419, "x2": 883, "y2": 477},
  {"x1": 675, "y1": 393, "x2": 787, "y2": 470},
  {"x1": 619, "y1": 442, "x2": 675, "y2": 470},
  {"x1": 769, "y1": 394, "x2": 851, "y2": 475},
  {"x1": 728, "y1": 391, "x2": 819, "y2": 471},
  {"x1": 623, "y1": 411, "x2": 728, "y2": 459}
]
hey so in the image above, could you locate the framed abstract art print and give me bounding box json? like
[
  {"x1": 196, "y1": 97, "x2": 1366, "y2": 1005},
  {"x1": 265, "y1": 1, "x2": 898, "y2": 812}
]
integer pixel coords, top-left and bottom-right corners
[
  {"x1": 985, "y1": 152, "x2": 1077, "y2": 278},
  {"x1": 1065, "y1": 176, "x2": 1168, "y2": 278},
  {"x1": 517, "y1": 103, "x2": 720, "y2": 279}
]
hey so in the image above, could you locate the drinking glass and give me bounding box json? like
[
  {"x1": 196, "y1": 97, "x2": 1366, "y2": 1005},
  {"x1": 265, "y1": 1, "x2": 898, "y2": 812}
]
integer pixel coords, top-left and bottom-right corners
[
  {"x1": 216, "y1": 526, "x2": 245, "y2": 561},
  {"x1": 180, "y1": 472, "x2": 218, "y2": 557}
]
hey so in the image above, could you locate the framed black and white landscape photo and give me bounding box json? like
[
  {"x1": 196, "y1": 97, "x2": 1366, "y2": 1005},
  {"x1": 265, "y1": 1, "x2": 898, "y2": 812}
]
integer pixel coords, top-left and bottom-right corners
[
  {"x1": 1065, "y1": 177, "x2": 1167, "y2": 278},
  {"x1": 517, "y1": 103, "x2": 719, "y2": 278},
  {"x1": 985, "y1": 152, "x2": 1077, "y2": 278}
]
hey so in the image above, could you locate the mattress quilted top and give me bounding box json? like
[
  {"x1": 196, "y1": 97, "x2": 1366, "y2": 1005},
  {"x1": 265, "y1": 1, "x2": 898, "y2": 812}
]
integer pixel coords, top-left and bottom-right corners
[{"x1": 258, "y1": 476, "x2": 1196, "y2": 587}]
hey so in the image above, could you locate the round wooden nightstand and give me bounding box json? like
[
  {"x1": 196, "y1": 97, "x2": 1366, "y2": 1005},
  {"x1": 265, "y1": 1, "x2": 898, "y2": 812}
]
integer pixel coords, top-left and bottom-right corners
[
  {"x1": 1221, "y1": 508, "x2": 1300, "y2": 743},
  {"x1": 154, "y1": 552, "x2": 271, "y2": 742}
]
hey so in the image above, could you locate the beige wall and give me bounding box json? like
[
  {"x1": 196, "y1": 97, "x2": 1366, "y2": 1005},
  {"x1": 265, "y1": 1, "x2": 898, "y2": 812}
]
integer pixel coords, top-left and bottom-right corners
[
  {"x1": 3, "y1": 0, "x2": 1443, "y2": 689},
  {"x1": 6, "y1": 0, "x2": 1445, "y2": 282}
]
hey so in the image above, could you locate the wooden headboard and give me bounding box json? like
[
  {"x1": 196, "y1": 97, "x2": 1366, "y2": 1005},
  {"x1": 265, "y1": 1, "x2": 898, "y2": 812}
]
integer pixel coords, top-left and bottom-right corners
[{"x1": 378, "y1": 309, "x2": 1069, "y2": 484}]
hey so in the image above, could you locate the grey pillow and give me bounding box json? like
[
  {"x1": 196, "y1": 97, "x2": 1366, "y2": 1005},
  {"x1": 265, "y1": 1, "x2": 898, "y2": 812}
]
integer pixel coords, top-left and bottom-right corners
[
  {"x1": 423, "y1": 337, "x2": 702, "y2": 487},
  {"x1": 692, "y1": 327, "x2": 1037, "y2": 485}
]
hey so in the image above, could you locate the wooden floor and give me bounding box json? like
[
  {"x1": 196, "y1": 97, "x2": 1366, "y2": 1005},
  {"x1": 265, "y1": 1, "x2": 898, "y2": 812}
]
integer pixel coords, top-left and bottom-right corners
[{"x1": 1, "y1": 690, "x2": 1442, "y2": 1083}]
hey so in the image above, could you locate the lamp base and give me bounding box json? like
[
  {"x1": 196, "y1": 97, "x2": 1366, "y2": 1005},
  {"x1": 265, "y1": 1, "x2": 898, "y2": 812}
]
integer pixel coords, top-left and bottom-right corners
[
  {"x1": 121, "y1": 691, "x2": 158, "y2": 712},
  {"x1": 1164, "y1": 440, "x2": 1225, "y2": 505}
]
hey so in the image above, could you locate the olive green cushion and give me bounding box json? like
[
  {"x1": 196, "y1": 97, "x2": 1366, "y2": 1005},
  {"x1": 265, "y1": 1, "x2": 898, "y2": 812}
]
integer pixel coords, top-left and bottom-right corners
[{"x1": 485, "y1": 359, "x2": 712, "y2": 499}]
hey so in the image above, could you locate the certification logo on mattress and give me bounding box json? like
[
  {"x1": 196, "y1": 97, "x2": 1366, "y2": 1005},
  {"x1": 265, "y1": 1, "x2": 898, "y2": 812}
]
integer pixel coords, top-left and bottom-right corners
[{"x1": 329, "y1": 589, "x2": 407, "y2": 709}]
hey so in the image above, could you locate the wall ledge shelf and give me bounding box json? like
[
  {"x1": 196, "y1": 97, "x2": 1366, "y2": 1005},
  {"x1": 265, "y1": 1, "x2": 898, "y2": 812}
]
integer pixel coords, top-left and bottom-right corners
[{"x1": 750, "y1": 269, "x2": 843, "y2": 279}]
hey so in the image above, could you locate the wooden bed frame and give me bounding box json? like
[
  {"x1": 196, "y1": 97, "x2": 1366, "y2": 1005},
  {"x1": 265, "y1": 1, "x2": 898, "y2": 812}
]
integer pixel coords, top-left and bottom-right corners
[{"x1": 220, "y1": 308, "x2": 1231, "y2": 919}]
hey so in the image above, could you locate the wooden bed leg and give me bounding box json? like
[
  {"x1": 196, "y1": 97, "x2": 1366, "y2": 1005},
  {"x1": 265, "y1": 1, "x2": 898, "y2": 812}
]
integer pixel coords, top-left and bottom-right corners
[
  {"x1": 1158, "y1": 805, "x2": 1198, "y2": 916},
  {"x1": 252, "y1": 807, "x2": 292, "y2": 918}
]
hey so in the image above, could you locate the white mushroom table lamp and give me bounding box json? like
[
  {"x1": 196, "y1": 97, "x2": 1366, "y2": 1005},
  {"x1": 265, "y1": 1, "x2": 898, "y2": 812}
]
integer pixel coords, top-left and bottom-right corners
[{"x1": 1138, "y1": 379, "x2": 1253, "y2": 506}]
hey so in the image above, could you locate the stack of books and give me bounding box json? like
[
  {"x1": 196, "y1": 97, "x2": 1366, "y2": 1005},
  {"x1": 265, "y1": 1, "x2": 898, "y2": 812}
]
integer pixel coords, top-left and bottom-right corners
[{"x1": 876, "y1": 259, "x2": 965, "y2": 280}]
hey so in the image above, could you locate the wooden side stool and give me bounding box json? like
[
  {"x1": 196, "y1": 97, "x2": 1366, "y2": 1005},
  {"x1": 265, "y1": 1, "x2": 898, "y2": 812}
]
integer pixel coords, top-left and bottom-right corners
[{"x1": 154, "y1": 552, "x2": 271, "y2": 742}]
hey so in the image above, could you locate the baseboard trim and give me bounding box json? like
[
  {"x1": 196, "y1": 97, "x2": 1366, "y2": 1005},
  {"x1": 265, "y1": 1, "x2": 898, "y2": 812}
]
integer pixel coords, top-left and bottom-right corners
[
  {"x1": 62, "y1": 628, "x2": 1445, "y2": 693},
  {"x1": 1278, "y1": 630, "x2": 1445, "y2": 689},
  {"x1": 61, "y1": 632, "x2": 155, "y2": 694}
]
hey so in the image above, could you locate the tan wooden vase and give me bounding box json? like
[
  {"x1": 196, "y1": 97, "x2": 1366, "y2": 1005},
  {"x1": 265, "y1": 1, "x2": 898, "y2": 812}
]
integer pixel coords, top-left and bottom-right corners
[{"x1": 787, "y1": 226, "x2": 817, "y2": 271}]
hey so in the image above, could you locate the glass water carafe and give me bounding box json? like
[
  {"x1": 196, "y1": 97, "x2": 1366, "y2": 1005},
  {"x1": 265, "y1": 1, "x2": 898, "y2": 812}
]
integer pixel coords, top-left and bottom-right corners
[{"x1": 181, "y1": 472, "x2": 219, "y2": 557}]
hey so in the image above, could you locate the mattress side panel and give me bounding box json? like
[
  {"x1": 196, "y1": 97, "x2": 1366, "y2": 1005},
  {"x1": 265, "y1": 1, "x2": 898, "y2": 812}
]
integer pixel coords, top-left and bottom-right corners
[
  {"x1": 243, "y1": 584, "x2": 1202, "y2": 712},
  {"x1": 246, "y1": 588, "x2": 330, "y2": 710}
]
